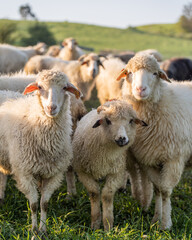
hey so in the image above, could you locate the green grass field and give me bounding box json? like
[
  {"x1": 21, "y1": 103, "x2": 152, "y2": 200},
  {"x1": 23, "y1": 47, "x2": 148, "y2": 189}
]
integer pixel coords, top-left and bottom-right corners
[
  {"x1": 1, "y1": 19, "x2": 192, "y2": 59},
  {"x1": 0, "y1": 170, "x2": 191, "y2": 239}
]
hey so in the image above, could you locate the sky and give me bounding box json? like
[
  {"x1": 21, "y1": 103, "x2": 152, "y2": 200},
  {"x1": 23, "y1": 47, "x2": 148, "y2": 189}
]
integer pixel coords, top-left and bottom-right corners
[{"x1": 0, "y1": 0, "x2": 190, "y2": 28}]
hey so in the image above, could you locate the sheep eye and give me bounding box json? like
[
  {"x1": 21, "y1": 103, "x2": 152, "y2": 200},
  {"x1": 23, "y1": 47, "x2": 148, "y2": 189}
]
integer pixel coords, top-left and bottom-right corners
[
  {"x1": 153, "y1": 72, "x2": 158, "y2": 76},
  {"x1": 106, "y1": 118, "x2": 111, "y2": 125},
  {"x1": 129, "y1": 119, "x2": 134, "y2": 124},
  {"x1": 38, "y1": 85, "x2": 42, "y2": 90},
  {"x1": 63, "y1": 87, "x2": 67, "y2": 90}
]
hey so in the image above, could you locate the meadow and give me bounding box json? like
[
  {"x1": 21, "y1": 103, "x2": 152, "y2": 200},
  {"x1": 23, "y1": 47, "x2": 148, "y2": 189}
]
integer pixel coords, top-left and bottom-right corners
[{"x1": 0, "y1": 19, "x2": 192, "y2": 239}]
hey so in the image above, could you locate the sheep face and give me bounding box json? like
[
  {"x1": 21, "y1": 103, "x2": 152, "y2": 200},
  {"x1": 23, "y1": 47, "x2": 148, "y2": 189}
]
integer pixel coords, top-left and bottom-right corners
[
  {"x1": 93, "y1": 101, "x2": 147, "y2": 147},
  {"x1": 79, "y1": 54, "x2": 103, "y2": 80},
  {"x1": 23, "y1": 70, "x2": 81, "y2": 118},
  {"x1": 62, "y1": 38, "x2": 77, "y2": 51}
]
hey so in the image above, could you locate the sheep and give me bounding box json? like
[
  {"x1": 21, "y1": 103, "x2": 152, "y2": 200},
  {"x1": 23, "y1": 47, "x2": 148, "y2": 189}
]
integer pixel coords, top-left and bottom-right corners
[
  {"x1": 160, "y1": 57, "x2": 192, "y2": 81},
  {"x1": 0, "y1": 70, "x2": 81, "y2": 236},
  {"x1": 72, "y1": 100, "x2": 147, "y2": 231},
  {"x1": 135, "y1": 49, "x2": 163, "y2": 62},
  {"x1": 24, "y1": 53, "x2": 104, "y2": 101},
  {"x1": 117, "y1": 53, "x2": 192, "y2": 230},
  {"x1": 0, "y1": 43, "x2": 47, "y2": 74},
  {"x1": 95, "y1": 57, "x2": 126, "y2": 104},
  {"x1": 0, "y1": 71, "x2": 87, "y2": 205},
  {"x1": 0, "y1": 90, "x2": 23, "y2": 204},
  {"x1": 99, "y1": 50, "x2": 135, "y2": 63},
  {"x1": 58, "y1": 37, "x2": 85, "y2": 60},
  {"x1": 46, "y1": 45, "x2": 61, "y2": 57},
  {"x1": 0, "y1": 72, "x2": 36, "y2": 92}
]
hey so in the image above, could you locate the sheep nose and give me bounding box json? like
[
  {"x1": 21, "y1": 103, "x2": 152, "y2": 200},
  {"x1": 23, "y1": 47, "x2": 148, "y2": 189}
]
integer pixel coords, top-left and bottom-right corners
[
  {"x1": 115, "y1": 137, "x2": 129, "y2": 147},
  {"x1": 92, "y1": 69, "x2": 96, "y2": 78},
  {"x1": 47, "y1": 105, "x2": 57, "y2": 112},
  {"x1": 136, "y1": 86, "x2": 146, "y2": 92}
]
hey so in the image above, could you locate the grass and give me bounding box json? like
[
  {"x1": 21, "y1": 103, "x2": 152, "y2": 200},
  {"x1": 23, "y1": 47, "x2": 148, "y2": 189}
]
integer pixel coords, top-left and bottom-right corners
[
  {"x1": 1, "y1": 19, "x2": 192, "y2": 59},
  {"x1": 0, "y1": 169, "x2": 191, "y2": 239}
]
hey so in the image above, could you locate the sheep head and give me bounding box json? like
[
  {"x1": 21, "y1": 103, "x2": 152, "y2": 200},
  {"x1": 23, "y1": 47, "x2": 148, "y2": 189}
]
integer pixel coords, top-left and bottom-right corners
[
  {"x1": 116, "y1": 54, "x2": 171, "y2": 101},
  {"x1": 62, "y1": 37, "x2": 78, "y2": 51},
  {"x1": 92, "y1": 100, "x2": 147, "y2": 147},
  {"x1": 23, "y1": 70, "x2": 81, "y2": 118},
  {"x1": 79, "y1": 53, "x2": 104, "y2": 79}
]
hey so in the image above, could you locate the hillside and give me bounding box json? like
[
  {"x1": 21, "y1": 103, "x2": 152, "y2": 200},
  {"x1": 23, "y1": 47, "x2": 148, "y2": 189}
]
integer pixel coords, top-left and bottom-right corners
[{"x1": 1, "y1": 19, "x2": 192, "y2": 59}]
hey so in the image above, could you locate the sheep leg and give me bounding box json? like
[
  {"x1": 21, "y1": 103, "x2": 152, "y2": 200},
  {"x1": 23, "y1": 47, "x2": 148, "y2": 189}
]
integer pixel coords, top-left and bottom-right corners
[
  {"x1": 0, "y1": 172, "x2": 7, "y2": 204},
  {"x1": 14, "y1": 174, "x2": 39, "y2": 233},
  {"x1": 65, "y1": 165, "x2": 77, "y2": 200},
  {"x1": 127, "y1": 158, "x2": 142, "y2": 202},
  {"x1": 78, "y1": 172, "x2": 101, "y2": 229},
  {"x1": 151, "y1": 185, "x2": 162, "y2": 224},
  {"x1": 102, "y1": 173, "x2": 124, "y2": 231},
  {"x1": 139, "y1": 166, "x2": 153, "y2": 211},
  {"x1": 39, "y1": 172, "x2": 64, "y2": 233}
]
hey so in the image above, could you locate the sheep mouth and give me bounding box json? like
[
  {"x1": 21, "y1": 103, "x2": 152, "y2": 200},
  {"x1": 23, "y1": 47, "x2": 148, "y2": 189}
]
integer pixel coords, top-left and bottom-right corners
[
  {"x1": 45, "y1": 110, "x2": 59, "y2": 118},
  {"x1": 115, "y1": 140, "x2": 129, "y2": 147}
]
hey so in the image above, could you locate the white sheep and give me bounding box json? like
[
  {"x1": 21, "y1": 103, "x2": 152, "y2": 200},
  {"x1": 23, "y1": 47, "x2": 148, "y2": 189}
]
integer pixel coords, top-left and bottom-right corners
[
  {"x1": 0, "y1": 70, "x2": 81, "y2": 237},
  {"x1": 135, "y1": 49, "x2": 163, "y2": 62},
  {"x1": 117, "y1": 53, "x2": 192, "y2": 230},
  {"x1": 0, "y1": 72, "x2": 36, "y2": 92},
  {"x1": 0, "y1": 43, "x2": 47, "y2": 74},
  {"x1": 24, "y1": 53, "x2": 104, "y2": 101},
  {"x1": 58, "y1": 37, "x2": 84, "y2": 60},
  {"x1": 72, "y1": 100, "x2": 147, "y2": 231},
  {"x1": 95, "y1": 57, "x2": 125, "y2": 104}
]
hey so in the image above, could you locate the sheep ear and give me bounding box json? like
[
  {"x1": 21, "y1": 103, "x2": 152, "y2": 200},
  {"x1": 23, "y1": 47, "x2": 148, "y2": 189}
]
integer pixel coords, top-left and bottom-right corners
[
  {"x1": 23, "y1": 83, "x2": 39, "y2": 95},
  {"x1": 116, "y1": 69, "x2": 129, "y2": 81},
  {"x1": 64, "y1": 83, "x2": 81, "y2": 99},
  {"x1": 134, "y1": 118, "x2": 148, "y2": 126},
  {"x1": 62, "y1": 41, "x2": 67, "y2": 46},
  {"x1": 158, "y1": 70, "x2": 171, "y2": 83},
  {"x1": 92, "y1": 119, "x2": 103, "y2": 128}
]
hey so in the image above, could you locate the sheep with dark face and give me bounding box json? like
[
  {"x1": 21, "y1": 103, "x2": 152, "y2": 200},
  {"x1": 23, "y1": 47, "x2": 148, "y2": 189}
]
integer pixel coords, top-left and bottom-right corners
[
  {"x1": 160, "y1": 57, "x2": 192, "y2": 81},
  {"x1": 72, "y1": 100, "x2": 147, "y2": 231}
]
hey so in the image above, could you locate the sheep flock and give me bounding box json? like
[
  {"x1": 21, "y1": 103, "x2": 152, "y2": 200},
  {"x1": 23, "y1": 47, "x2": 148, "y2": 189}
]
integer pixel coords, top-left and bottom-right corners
[{"x1": 0, "y1": 37, "x2": 191, "y2": 238}]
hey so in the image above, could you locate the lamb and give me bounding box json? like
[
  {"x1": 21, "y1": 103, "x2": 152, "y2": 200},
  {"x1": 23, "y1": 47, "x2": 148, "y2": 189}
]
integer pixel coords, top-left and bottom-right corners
[
  {"x1": 0, "y1": 43, "x2": 47, "y2": 74},
  {"x1": 72, "y1": 100, "x2": 147, "y2": 231},
  {"x1": 117, "y1": 53, "x2": 192, "y2": 230},
  {"x1": 160, "y1": 57, "x2": 192, "y2": 81},
  {"x1": 136, "y1": 49, "x2": 163, "y2": 62},
  {"x1": 95, "y1": 57, "x2": 126, "y2": 104},
  {"x1": 58, "y1": 37, "x2": 85, "y2": 61},
  {"x1": 24, "y1": 53, "x2": 104, "y2": 101},
  {"x1": 0, "y1": 70, "x2": 81, "y2": 237}
]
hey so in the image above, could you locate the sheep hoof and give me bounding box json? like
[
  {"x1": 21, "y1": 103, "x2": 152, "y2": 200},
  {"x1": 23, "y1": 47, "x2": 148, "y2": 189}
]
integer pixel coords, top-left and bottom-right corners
[{"x1": 118, "y1": 188, "x2": 127, "y2": 194}]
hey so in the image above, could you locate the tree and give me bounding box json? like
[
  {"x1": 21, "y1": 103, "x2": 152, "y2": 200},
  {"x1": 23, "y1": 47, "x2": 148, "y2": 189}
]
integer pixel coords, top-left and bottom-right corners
[
  {"x1": 179, "y1": 2, "x2": 192, "y2": 32},
  {"x1": 19, "y1": 4, "x2": 37, "y2": 20},
  {"x1": 0, "y1": 22, "x2": 16, "y2": 43},
  {"x1": 21, "y1": 22, "x2": 56, "y2": 46}
]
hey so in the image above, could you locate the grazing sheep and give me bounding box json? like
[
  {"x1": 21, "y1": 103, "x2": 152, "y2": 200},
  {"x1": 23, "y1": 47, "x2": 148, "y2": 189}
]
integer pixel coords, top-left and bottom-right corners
[
  {"x1": 58, "y1": 37, "x2": 85, "y2": 60},
  {"x1": 117, "y1": 53, "x2": 192, "y2": 230},
  {"x1": 160, "y1": 57, "x2": 192, "y2": 81},
  {"x1": 0, "y1": 43, "x2": 47, "y2": 74},
  {"x1": 0, "y1": 70, "x2": 81, "y2": 236},
  {"x1": 95, "y1": 57, "x2": 125, "y2": 104},
  {"x1": 72, "y1": 100, "x2": 147, "y2": 231},
  {"x1": 136, "y1": 49, "x2": 163, "y2": 62},
  {"x1": 0, "y1": 72, "x2": 36, "y2": 92},
  {"x1": 24, "y1": 53, "x2": 104, "y2": 101}
]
